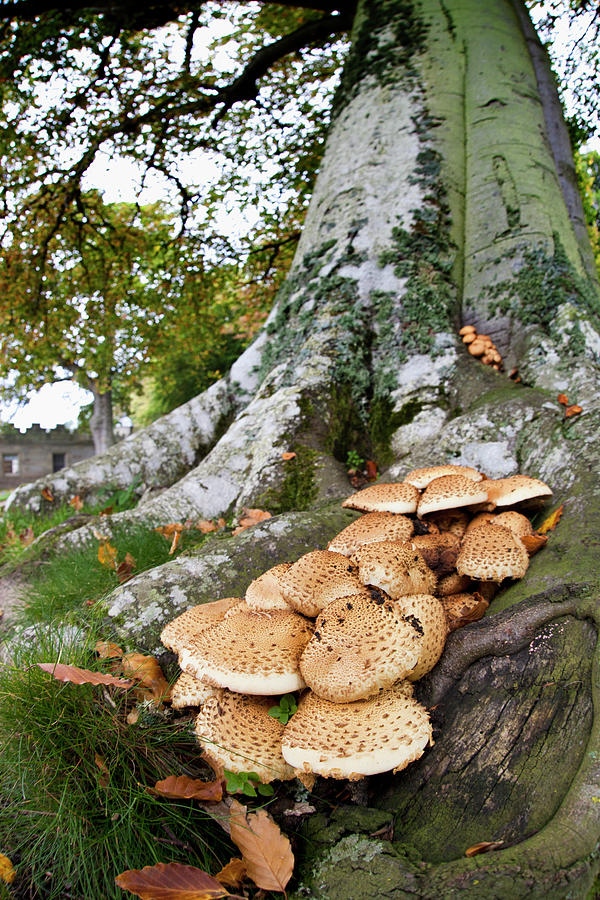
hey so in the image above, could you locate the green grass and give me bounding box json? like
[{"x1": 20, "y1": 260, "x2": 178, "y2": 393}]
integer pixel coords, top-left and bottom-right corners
[{"x1": 0, "y1": 626, "x2": 233, "y2": 900}]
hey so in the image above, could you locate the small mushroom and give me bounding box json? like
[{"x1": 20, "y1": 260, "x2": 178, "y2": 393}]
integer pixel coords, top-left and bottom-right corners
[
  {"x1": 341, "y1": 481, "x2": 419, "y2": 513},
  {"x1": 440, "y1": 592, "x2": 489, "y2": 631},
  {"x1": 245, "y1": 563, "x2": 293, "y2": 611},
  {"x1": 456, "y1": 524, "x2": 529, "y2": 582},
  {"x1": 403, "y1": 465, "x2": 483, "y2": 490},
  {"x1": 417, "y1": 475, "x2": 488, "y2": 518},
  {"x1": 484, "y1": 475, "x2": 552, "y2": 509},
  {"x1": 351, "y1": 540, "x2": 437, "y2": 599},
  {"x1": 279, "y1": 550, "x2": 363, "y2": 617},
  {"x1": 160, "y1": 597, "x2": 243, "y2": 654},
  {"x1": 327, "y1": 511, "x2": 414, "y2": 556},
  {"x1": 171, "y1": 672, "x2": 223, "y2": 709},
  {"x1": 195, "y1": 690, "x2": 296, "y2": 783},
  {"x1": 411, "y1": 532, "x2": 460, "y2": 576},
  {"x1": 281, "y1": 683, "x2": 432, "y2": 780}
]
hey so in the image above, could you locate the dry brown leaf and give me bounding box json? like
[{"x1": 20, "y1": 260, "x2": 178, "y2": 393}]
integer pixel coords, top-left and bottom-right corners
[
  {"x1": 95, "y1": 641, "x2": 123, "y2": 659},
  {"x1": 365, "y1": 460, "x2": 377, "y2": 481},
  {"x1": 95, "y1": 753, "x2": 110, "y2": 788},
  {"x1": 215, "y1": 858, "x2": 246, "y2": 889},
  {"x1": 115, "y1": 862, "x2": 232, "y2": 899},
  {"x1": 0, "y1": 853, "x2": 16, "y2": 884},
  {"x1": 117, "y1": 552, "x2": 137, "y2": 583},
  {"x1": 557, "y1": 393, "x2": 569, "y2": 406},
  {"x1": 155, "y1": 522, "x2": 185, "y2": 537},
  {"x1": 100, "y1": 504, "x2": 114, "y2": 516},
  {"x1": 41, "y1": 487, "x2": 54, "y2": 502},
  {"x1": 37, "y1": 662, "x2": 132, "y2": 688},
  {"x1": 281, "y1": 451, "x2": 296, "y2": 461},
  {"x1": 465, "y1": 840, "x2": 504, "y2": 857},
  {"x1": 70, "y1": 494, "x2": 84, "y2": 510},
  {"x1": 195, "y1": 519, "x2": 218, "y2": 534},
  {"x1": 565, "y1": 404, "x2": 583, "y2": 417},
  {"x1": 98, "y1": 540, "x2": 118, "y2": 570},
  {"x1": 233, "y1": 508, "x2": 272, "y2": 535},
  {"x1": 229, "y1": 798, "x2": 294, "y2": 893},
  {"x1": 19, "y1": 526, "x2": 35, "y2": 547},
  {"x1": 521, "y1": 533, "x2": 548, "y2": 556},
  {"x1": 169, "y1": 530, "x2": 182, "y2": 554},
  {"x1": 154, "y1": 775, "x2": 223, "y2": 803},
  {"x1": 538, "y1": 504, "x2": 564, "y2": 535},
  {"x1": 121, "y1": 653, "x2": 170, "y2": 702}
]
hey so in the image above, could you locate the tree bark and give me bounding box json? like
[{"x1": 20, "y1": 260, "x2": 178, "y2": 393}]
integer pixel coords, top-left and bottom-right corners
[
  {"x1": 4, "y1": 0, "x2": 600, "y2": 895},
  {"x1": 88, "y1": 383, "x2": 115, "y2": 455}
]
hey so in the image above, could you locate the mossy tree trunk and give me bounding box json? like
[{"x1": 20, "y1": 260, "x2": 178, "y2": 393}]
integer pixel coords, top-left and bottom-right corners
[{"x1": 5, "y1": 0, "x2": 600, "y2": 895}]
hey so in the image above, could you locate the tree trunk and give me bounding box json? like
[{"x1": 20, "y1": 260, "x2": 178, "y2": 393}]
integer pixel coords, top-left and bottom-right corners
[
  {"x1": 4, "y1": 0, "x2": 600, "y2": 895},
  {"x1": 88, "y1": 383, "x2": 115, "y2": 455}
]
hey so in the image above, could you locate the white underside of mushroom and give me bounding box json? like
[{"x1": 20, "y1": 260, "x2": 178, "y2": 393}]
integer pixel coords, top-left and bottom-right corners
[
  {"x1": 282, "y1": 734, "x2": 430, "y2": 779},
  {"x1": 177, "y1": 646, "x2": 306, "y2": 694}
]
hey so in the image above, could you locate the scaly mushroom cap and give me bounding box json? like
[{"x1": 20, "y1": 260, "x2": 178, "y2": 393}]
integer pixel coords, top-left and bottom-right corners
[
  {"x1": 171, "y1": 672, "x2": 224, "y2": 709},
  {"x1": 396, "y1": 594, "x2": 448, "y2": 681},
  {"x1": 351, "y1": 541, "x2": 437, "y2": 599},
  {"x1": 245, "y1": 563, "x2": 293, "y2": 611},
  {"x1": 427, "y1": 509, "x2": 470, "y2": 539},
  {"x1": 299, "y1": 590, "x2": 424, "y2": 702},
  {"x1": 403, "y1": 464, "x2": 484, "y2": 490},
  {"x1": 411, "y1": 532, "x2": 460, "y2": 577},
  {"x1": 484, "y1": 475, "x2": 552, "y2": 508},
  {"x1": 327, "y1": 511, "x2": 414, "y2": 556},
  {"x1": 279, "y1": 550, "x2": 363, "y2": 617},
  {"x1": 195, "y1": 691, "x2": 295, "y2": 783},
  {"x1": 417, "y1": 475, "x2": 488, "y2": 517},
  {"x1": 456, "y1": 524, "x2": 529, "y2": 581},
  {"x1": 436, "y1": 571, "x2": 472, "y2": 597},
  {"x1": 341, "y1": 482, "x2": 419, "y2": 514},
  {"x1": 281, "y1": 683, "x2": 433, "y2": 780},
  {"x1": 160, "y1": 597, "x2": 243, "y2": 654},
  {"x1": 465, "y1": 512, "x2": 497, "y2": 533},
  {"x1": 178, "y1": 607, "x2": 313, "y2": 694},
  {"x1": 494, "y1": 510, "x2": 534, "y2": 539},
  {"x1": 441, "y1": 592, "x2": 489, "y2": 632}
]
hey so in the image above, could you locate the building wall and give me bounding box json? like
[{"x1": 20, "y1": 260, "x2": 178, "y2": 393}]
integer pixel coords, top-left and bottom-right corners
[{"x1": 0, "y1": 424, "x2": 95, "y2": 492}]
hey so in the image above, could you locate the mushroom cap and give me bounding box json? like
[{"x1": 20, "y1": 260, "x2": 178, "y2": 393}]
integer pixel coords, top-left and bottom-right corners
[
  {"x1": 396, "y1": 594, "x2": 448, "y2": 681},
  {"x1": 281, "y1": 683, "x2": 432, "y2": 780},
  {"x1": 456, "y1": 524, "x2": 529, "y2": 581},
  {"x1": 494, "y1": 510, "x2": 534, "y2": 539},
  {"x1": 341, "y1": 482, "x2": 419, "y2": 514},
  {"x1": 299, "y1": 590, "x2": 424, "y2": 702},
  {"x1": 245, "y1": 563, "x2": 293, "y2": 611},
  {"x1": 279, "y1": 550, "x2": 363, "y2": 617},
  {"x1": 178, "y1": 607, "x2": 313, "y2": 695},
  {"x1": 417, "y1": 475, "x2": 489, "y2": 517},
  {"x1": 351, "y1": 541, "x2": 437, "y2": 599},
  {"x1": 484, "y1": 475, "x2": 552, "y2": 508},
  {"x1": 171, "y1": 672, "x2": 223, "y2": 709},
  {"x1": 403, "y1": 465, "x2": 484, "y2": 490},
  {"x1": 465, "y1": 512, "x2": 497, "y2": 534},
  {"x1": 327, "y1": 511, "x2": 414, "y2": 556},
  {"x1": 436, "y1": 571, "x2": 472, "y2": 597},
  {"x1": 195, "y1": 690, "x2": 295, "y2": 783},
  {"x1": 160, "y1": 597, "x2": 243, "y2": 653},
  {"x1": 440, "y1": 592, "x2": 489, "y2": 632},
  {"x1": 427, "y1": 509, "x2": 470, "y2": 539},
  {"x1": 411, "y1": 532, "x2": 460, "y2": 577}
]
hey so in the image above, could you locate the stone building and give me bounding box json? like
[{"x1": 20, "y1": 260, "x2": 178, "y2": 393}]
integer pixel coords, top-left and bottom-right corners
[{"x1": 0, "y1": 424, "x2": 95, "y2": 492}]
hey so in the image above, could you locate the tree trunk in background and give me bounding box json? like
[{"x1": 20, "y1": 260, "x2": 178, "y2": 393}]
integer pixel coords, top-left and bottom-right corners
[
  {"x1": 88, "y1": 384, "x2": 115, "y2": 455},
  {"x1": 4, "y1": 0, "x2": 600, "y2": 895}
]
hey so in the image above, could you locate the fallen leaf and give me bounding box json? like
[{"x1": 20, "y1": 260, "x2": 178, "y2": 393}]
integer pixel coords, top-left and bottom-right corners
[
  {"x1": 41, "y1": 487, "x2": 54, "y2": 502},
  {"x1": 127, "y1": 707, "x2": 141, "y2": 725},
  {"x1": 195, "y1": 519, "x2": 218, "y2": 533},
  {"x1": 117, "y1": 552, "x2": 136, "y2": 583},
  {"x1": 115, "y1": 862, "x2": 231, "y2": 899},
  {"x1": 95, "y1": 641, "x2": 123, "y2": 659},
  {"x1": 95, "y1": 753, "x2": 110, "y2": 788},
  {"x1": 521, "y1": 533, "x2": 548, "y2": 556},
  {"x1": 281, "y1": 451, "x2": 296, "y2": 461},
  {"x1": 155, "y1": 522, "x2": 185, "y2": 537},
  {"x1": 538, "y1": 504, "x2": 564, "y2": 534},
  {"x1": 565, "y1": 404, "x2": 582, "y2": 417},
  {"x1": 19, "y1": 526, "x2": 35, "y2": 546},
  {"x1": 70, "y1": 494, "x2": 84, "y2": 510},
  {"x1": 365, "y1": 460, "x2": 377, "y2": 481},
  {"x1": 37, "y1": 662, "x2": 132, "y2": 688},
  {"x1": 169, "y1": 530, "x2": 182, "y2": 554},
  {"x1": 215, "y1": 858, "x2": 246, "y2": 888},
  {"x1": 121, "y1": 653, "x2": 170, "y2": 702},
  {"x1": 154, "y1": 775, "x2": 223, "y2": 803},
  {"x1": 557, "y1": 393, "x2": 569, "y2": 406},
  {"x1": 0, "y1": 853, "x2": 16, "y2": 884},
  {"x1": 232, "y1": 508, "x2": 272, "y2": 535},
  {"x1": 100, "y1": 504, "x2": 114, "y2": 516},
  {"x1": 229, "y1": 798, "x2": 294, "y2": 893},
  {"x1": 465, "y1": 840, "x2": 504, "y2": 857},
  {"x1": 98, "y1": 540, "x2": 118, "y2": 570}
]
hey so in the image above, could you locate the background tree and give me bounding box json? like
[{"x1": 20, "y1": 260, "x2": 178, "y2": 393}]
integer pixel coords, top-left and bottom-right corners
[{"x1": 2, "y1": 1, "x2": 600, "y2": 899}]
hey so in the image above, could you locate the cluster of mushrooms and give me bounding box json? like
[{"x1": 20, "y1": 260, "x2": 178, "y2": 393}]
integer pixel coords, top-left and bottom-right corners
[
  {"x1": 460, "y1": 325, "x2": 503, "y2": 370},
  {"x1": 160, "y1": 465, "x2": 552, "y2": 785}
]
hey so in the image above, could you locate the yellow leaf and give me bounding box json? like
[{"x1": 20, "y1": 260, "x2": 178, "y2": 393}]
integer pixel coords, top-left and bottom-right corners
[
  {"x1": 0, "y1": 853, "x2": 16, "y2": 884},
  {"x1": 538, "y1": 504, "x2": 564, "y2": 535},
  {"x1": 465, "y1": 840, "x2": 504, "y2": 857},
  {"x1": 98, "y1": 540, "x2": 118, "y2": 570}
]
